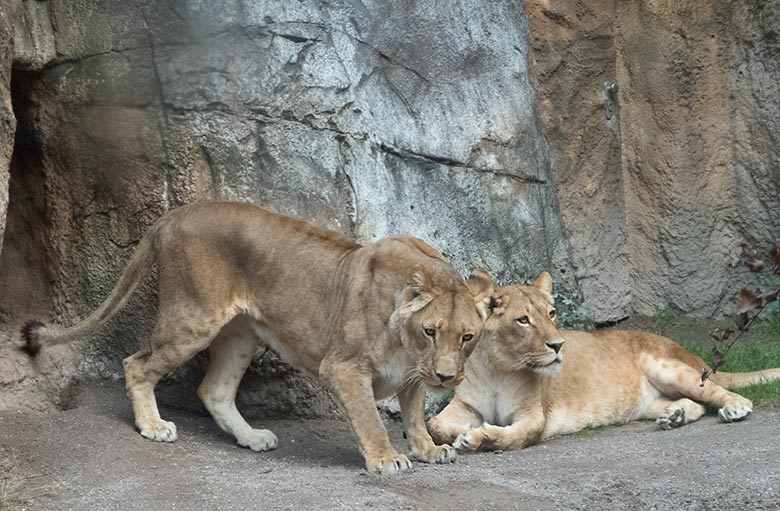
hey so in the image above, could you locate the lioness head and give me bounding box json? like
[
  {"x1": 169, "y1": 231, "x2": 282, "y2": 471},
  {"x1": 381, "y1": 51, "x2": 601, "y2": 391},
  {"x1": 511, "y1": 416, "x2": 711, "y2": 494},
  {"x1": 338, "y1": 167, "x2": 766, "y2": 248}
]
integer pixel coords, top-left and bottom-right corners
[
  {"x1": 481, "y1": 272, "x2": 565, "y2": 374},
  {"x1": 392, "y1": 266, "x2": 493, "y2": 391}
]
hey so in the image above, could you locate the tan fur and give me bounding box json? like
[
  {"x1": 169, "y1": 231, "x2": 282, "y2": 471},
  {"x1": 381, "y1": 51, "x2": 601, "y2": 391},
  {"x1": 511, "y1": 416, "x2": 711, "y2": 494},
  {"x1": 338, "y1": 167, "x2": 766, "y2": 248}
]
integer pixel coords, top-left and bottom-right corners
[
  {"x1": 23, "y1": 202, "x2": 487, "y2": 474},
  {"x1": 428, "y1": 272, "x2": 780, "y2": 452}
]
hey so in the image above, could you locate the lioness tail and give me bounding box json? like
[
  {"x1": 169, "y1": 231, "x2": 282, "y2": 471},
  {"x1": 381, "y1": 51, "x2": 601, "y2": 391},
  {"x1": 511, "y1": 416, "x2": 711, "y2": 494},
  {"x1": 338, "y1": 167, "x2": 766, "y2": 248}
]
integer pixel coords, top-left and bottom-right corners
[
  {"x1": 22, "y1": 221, "x2": 163, "y2": 355},
  {"x1": 711, "y1": 368, "x2": 780, "y2": 389}
]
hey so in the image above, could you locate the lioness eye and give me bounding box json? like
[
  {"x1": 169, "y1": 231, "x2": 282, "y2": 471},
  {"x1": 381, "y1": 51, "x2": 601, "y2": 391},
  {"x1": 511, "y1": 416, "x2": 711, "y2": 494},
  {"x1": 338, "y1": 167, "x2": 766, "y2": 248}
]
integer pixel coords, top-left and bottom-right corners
[
  {"x1": 549, "y1": 310, "x2": 557, "y2": 319},
  {"x1": 462, "y1": 333, "x2": 474, "y2": 342},
  {"x1": 424, "y1": 328, "x2": 436, "y2": 337},
  {"x1": 517, "y1": 316, "x2": 530, "y2": 325}
]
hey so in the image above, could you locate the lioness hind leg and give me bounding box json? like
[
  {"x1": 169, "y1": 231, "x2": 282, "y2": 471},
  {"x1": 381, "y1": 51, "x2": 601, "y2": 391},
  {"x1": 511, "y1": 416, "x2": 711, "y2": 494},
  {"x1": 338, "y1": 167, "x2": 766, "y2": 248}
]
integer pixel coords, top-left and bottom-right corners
[
  {"x1": 646, "y1": 358, "x2": 753, "y2": 423},
  {"x1": 645, "y1": 398, "x2": 706, "y2": 430},
  {"x1": 124, "y1": 319, "x2": 223, "y2": 442},
  {"x1": 197, "y1": 318, "x2": 277, "y2": 452},
  {"x1": 124, "y1": 350, "x2": 178, "y2": 442}
]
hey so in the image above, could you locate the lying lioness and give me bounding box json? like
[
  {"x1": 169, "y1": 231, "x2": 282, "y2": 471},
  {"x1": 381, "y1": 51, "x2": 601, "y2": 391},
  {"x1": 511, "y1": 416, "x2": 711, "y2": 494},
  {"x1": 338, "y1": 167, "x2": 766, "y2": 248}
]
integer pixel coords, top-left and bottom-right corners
[
  {"x1": 428, "y1": 271, "x2": 780, "y2": 452},
  {"x1": 23, "y1": 202, "x2": 489, "y2": 474}
]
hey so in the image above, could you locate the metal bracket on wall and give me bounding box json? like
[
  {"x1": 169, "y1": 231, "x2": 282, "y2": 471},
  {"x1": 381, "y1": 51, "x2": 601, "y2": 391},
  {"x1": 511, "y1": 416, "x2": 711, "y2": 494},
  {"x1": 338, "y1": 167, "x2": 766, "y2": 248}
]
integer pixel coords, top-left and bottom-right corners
[{"x1": 604, "y1": 81, "x2": 619, "y2": 120}]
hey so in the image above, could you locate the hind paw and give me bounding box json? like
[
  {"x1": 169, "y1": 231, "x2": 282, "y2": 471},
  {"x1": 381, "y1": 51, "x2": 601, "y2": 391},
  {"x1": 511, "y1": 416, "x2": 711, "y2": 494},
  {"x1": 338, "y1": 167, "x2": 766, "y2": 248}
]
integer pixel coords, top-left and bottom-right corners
[
  {"x1": 718, "y1": 398, "x2": 753, "y2": 422},
  {"x1": 237, "y1": 428, "x2": 278, "y2": 452},
  {"x1": 138, "y1": 419, "x2": 178, "y2": 442},
  {"x1": 657, "y1": 407, "x2": 685, "y2": 430}
]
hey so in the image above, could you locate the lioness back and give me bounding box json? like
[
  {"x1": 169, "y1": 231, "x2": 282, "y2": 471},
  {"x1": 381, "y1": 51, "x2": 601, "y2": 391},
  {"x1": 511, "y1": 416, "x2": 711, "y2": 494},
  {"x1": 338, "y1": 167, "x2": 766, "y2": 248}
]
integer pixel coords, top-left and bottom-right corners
[{"x1": 541, "y1": 330, "x2": 708, "y2": 438}]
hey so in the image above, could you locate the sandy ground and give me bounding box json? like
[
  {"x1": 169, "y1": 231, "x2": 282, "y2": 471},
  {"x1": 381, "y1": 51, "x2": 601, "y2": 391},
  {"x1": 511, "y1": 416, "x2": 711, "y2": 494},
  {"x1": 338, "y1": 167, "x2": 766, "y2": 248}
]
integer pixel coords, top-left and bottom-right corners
[{"x1": 2, "y1": 380, "x2": 780, "y2": 511}]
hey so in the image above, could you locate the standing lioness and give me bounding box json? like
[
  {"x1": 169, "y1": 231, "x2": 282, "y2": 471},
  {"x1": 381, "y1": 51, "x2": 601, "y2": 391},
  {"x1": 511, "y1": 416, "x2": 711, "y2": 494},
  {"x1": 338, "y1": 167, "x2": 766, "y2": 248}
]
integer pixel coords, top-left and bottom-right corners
[
  {"x1": 23, "y1": 202, "x2": 488, "y2": 474},
  {"x1": 429, "y1": 271, "x2": 780, "y2": 452}
]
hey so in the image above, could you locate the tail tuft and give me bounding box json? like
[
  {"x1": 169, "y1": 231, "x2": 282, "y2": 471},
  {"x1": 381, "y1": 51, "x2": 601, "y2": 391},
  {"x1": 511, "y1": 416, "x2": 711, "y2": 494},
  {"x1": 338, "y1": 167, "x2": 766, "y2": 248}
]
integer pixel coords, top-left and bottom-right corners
[{"x1": 21, "y1": 319, "x2": 46, "y2": 355}]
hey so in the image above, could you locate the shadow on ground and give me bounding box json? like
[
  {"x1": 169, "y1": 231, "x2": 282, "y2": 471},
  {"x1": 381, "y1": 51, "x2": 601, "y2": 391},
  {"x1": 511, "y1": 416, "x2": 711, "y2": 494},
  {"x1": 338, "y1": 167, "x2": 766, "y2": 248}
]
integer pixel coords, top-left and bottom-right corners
[{"x1": 2, "y1": 380, "x2": 779, "y2": 510}]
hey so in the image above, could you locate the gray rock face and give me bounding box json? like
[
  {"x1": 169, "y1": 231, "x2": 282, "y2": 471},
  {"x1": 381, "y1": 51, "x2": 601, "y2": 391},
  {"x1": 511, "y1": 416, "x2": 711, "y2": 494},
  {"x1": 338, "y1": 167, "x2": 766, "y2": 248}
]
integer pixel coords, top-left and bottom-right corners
[
  {"x1": 1, "y1": 0, "x2": 779, "y2": 417},
  {"x1": 523, "y1": 0, "x2": 780, "y2": 320},
  {"x1": 0, "y1": 0, "x2": 15, "y2": 259},
  {"x1": 0, "y1": 0, "x2": 571, "y2": 416}
]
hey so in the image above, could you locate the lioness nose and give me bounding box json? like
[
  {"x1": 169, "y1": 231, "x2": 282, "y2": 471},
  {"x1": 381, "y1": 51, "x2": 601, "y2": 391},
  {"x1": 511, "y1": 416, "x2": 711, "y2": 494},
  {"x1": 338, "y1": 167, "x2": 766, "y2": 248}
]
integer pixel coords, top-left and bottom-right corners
[
  {"x1": 436, "y1": 372, "x2": 456, "y2": 383},
  {"x1": 546, "y1": 341, "x2": 564, "y2": 353}
]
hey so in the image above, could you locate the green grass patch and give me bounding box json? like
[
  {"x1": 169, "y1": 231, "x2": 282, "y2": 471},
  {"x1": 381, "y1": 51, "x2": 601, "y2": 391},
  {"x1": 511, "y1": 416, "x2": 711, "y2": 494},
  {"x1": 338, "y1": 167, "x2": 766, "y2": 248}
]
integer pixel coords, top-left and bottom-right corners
[
  {"x1": 684, "y1": 344, "x2": 780, "y2": 373},
  {"x1": 648, "y1": 309, "x2": 780, "y2": 406},
  {"x1": 654, "y1": 308, "x2": 780, "y2": 349},
  {"x1": 577, "y1": 422, "x2": 610, "y2": 435},
  {"x1": 732, "y1": 381, "x2": 780, "y2": 408}
]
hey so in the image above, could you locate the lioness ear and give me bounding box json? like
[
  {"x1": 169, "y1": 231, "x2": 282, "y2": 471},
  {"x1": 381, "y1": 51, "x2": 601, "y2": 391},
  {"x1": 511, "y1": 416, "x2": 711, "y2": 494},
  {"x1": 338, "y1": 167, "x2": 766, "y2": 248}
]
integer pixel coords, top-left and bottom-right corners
[
  {"x1": 465, "y1": 268, "x2": 493, "y2": 297},
  {"x1": 466, "y1": 268, "x2": 502, "y2": 320},
  {"x1": 402, "y1": 267, "x2": 435, "y2": 314},
  {"x1": 532, "y1": 271, "x2": 553, "y2": 294}
]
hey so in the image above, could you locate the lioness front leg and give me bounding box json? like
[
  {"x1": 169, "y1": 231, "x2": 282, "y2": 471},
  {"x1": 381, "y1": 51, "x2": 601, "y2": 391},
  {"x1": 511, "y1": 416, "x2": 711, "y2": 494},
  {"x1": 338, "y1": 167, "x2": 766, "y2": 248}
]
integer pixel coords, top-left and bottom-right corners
[
  {"x1": 320, "y1": 360, "x2": 412, "y2": 475},
  {"x1": 454, "y1": 413, "x2": 544, "y2": 452},
  {"x1": 643, "y1": 398, "x2": 707, "y2": 430},
  {"x1": 427, "y1": 397, "x2": 482, "y2": 446},
  {"x1": 397, "y1": 383, "x2": 456, "y2": 464}
]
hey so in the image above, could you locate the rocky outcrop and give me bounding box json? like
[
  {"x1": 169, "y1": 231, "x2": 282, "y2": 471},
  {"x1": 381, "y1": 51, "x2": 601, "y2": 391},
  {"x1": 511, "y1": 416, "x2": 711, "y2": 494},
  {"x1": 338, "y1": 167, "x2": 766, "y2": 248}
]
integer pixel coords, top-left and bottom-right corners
[
  {"x1": 0, "y1": 0, "x2": 15, "y2": 259},
  {"x1": 616, "y1": 0, "x2": 780, "y2": 316},
  {"x1": 1, "y1": 0, "x2": 779, "y2": 416},
  {"x1": 526, "y1": 0, "x2": 630, "y2": 322},
  {"x1": 521, "y1": 0, "x2": 780, "y2": 320},
  {"x1": 0, "y1": 0, "x2": 572, "y2": 415}
]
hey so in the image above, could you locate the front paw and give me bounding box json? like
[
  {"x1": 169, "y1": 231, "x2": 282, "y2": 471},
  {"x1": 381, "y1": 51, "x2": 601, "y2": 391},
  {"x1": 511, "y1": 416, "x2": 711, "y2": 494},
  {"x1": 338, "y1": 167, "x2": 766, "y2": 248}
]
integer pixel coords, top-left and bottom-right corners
[
  {"x1": 453, "y1": 428, "x2": 484, "y2": 452},
  {"x1": 657, "y1": 407, "x2": 685, "y2": 430},
  {"x1": 412, "y1": 444, "x2": 457, "y2": 464},
  {"x1": 365, "y1": 451, "x2": 413, "y2": 475}
]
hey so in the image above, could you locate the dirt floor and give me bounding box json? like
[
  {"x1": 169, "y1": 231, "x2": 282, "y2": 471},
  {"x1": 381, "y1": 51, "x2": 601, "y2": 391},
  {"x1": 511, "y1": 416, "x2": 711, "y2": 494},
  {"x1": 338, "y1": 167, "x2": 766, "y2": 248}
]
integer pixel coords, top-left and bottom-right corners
[{"x1": 1, "y1": 380, "x2": 780, "y2": 510}]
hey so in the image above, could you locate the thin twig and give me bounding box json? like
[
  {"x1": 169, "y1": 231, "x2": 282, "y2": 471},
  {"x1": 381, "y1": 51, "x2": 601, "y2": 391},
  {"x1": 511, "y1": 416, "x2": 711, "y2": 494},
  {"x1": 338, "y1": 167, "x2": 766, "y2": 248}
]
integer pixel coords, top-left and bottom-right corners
[{"x1": 701, "y1": 301, "x2": 772, "y2": 386}]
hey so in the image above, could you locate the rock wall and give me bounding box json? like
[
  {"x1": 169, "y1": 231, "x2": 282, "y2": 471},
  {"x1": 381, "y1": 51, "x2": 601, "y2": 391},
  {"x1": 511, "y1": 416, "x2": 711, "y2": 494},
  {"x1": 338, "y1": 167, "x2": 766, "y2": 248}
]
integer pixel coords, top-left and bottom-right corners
[
  {"x1": 521, "y1": 0, "x2": 780, "y2": 320},
  {"x1": 526, "y1": 0, "x2": 630, "y2": 322},
  {"x1": 0, "y1": 0, "x2": 572, "y2": 414},
  {"x1": 1, "y1": 0, "x2": 779, "y2": 414},
  {"x1": 616, "y1": 0, "x2": 780, "y2": 316},
  {"x1": 0, "y1": 0, "x2": 14, "y2": 258}
]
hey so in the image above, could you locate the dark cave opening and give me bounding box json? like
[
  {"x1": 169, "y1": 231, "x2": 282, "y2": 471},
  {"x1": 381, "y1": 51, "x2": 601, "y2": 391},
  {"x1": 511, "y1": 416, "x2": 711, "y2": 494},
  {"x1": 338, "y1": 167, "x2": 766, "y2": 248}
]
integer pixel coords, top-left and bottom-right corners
[{"x1": 0, "y1": 69, "x2": 54, "y2": 325}]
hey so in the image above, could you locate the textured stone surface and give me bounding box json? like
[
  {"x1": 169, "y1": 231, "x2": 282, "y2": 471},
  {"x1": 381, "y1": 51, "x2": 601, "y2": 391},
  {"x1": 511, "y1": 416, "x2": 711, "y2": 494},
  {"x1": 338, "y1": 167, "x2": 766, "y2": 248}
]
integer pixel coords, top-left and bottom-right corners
[
  {"x1": 526, "y1": 0, "x2": 630, "y2": 322},
  {"x1": 526, "y1": 0, "x2": 780, "y2": 320},
  {"x1": 11, "y1": 0, "x2": 54, "y2": 70},
  {"x1": 0, "y1": 0, "x2": 16, "y2": 258},
  {"x1": 0, "y1": 0, "x2": 571, "y2": 415},
  {"x1": 2, "y1": 0, "x2": 779, "y2": 417},
  {"x1": 616, "y1": 0, "x2": 780, "y2": 316}
]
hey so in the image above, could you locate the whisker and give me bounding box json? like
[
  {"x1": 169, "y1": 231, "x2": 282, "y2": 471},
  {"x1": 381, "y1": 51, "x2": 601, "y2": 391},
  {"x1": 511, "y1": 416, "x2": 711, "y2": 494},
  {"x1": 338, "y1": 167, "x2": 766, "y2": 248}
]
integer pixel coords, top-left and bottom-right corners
[
  {"x1": 398, "y1": 367, "x2": 421, "y2": 393},
  {"x1": 513, "y1": 352, "x2": 555, "y2": 372}
]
